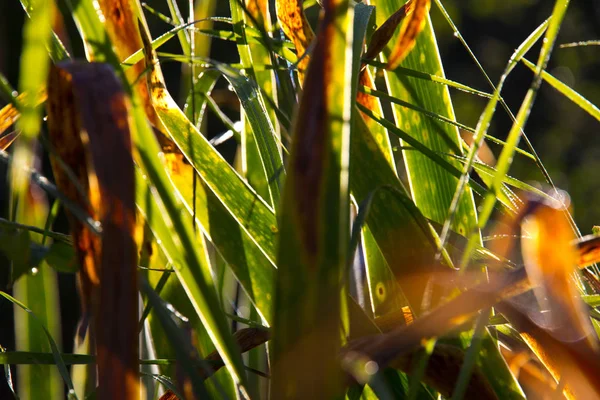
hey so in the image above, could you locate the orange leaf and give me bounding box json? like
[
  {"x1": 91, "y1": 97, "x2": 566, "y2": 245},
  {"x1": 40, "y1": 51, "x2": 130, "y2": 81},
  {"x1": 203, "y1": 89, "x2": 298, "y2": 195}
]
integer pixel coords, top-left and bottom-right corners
[
  {"x1": 521, "y1": 201, "x2": 598, "y2": 348},
  {"x1": 96, "y1": 0, "x2": 162, "y2": 129},
  {"x1": 276, "y1": 0, "x2": 315, "y2": 81},
  {"x1": 47, "y1": 62, "x2": 139, "y2": 399},
  {"x1": 386, "y1": 0, "x2": 431, "y2": 70}
]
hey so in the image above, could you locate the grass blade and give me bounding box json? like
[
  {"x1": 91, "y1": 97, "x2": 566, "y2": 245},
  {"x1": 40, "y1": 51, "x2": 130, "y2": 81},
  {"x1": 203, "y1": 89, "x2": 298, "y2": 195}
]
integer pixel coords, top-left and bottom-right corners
[
  {"x1": 522, "y1": 58, "x2": 600, "y2": 122},
  {"x1": 130, "y1": 97, "x2": 250, "y2": 393},
  {"x1": 0, "y1": 291, "x2": 76, "y2": 398},
  {"x1": 12, "y1": 186, "x2": 63, "y2": 400},
  {"x1": 272, "y1": 0, "x2": 354, "y2": 397}
]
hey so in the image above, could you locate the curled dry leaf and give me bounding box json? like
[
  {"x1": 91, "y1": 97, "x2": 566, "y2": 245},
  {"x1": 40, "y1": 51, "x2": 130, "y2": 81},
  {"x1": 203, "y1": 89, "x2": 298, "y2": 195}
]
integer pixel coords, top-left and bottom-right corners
[
  {"x1": 386, "y1": 0, "x2": 431, "y2": 70},
  {"x1": 276, "y1": 0, "x2": 315, "y2": 81},
  {"x1": 47, "y1": 61, "x2": 139, "y2": 400}
]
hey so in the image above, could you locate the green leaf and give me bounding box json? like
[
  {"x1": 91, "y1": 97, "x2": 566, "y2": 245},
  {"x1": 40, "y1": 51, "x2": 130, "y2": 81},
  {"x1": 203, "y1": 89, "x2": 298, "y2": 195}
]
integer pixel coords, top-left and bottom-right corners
[
  {"x1": 230, "y1": 0, "x2": 284, "y2": 209},
  {"x1": 378, "y1": 8, "x2": 477, "y2": 238},
  {"x1": 271, "y1": 0, "x2": 354, "y2": 397},
  {"x1": 211, "y1": 62, "x2": 284, "y2": 209},
  {"x1": 139, "y1": 279, "x2": 211, "y2": 399},
  {"x1": 142, "y1": 43, "x2": 278, "y2": 321},
  {"x1": 0, "y1": 291, "x2": 75, "y2": 398}
]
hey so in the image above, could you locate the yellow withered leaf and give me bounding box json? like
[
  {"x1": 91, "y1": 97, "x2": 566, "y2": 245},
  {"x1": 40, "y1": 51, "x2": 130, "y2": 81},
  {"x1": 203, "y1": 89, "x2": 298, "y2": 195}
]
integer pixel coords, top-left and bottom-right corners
[
  {"x1": 276, "y1": 0, "x2": 315, "y2": 81},
  {"x1": 47, "y1": 62, "x2": 139, "y2": 399},
  {"x1": 246, "y1": 0, "x2": 269, "y2": 27},
  {"x1": 386, "y1": 0, "x2": 431, "y2": 71},
  {"x1": 0, "y1": 90, "x2": 48, "y2": 147}
]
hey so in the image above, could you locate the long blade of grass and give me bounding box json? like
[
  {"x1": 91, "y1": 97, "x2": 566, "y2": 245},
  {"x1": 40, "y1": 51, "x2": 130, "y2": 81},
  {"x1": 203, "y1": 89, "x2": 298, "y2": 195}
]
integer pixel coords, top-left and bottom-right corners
[
  {"x1": 211, "y1": 61, "x2": 284, "y2": 208},
  {"x1": 435, "y1": 18, "x2": 551, "y2": 259},
  {"x1": 230, "y1": 0, "x2": 283, "y2": 209},
  {"x1": 377, "y1": 2, "x2": 479, "y2": 244},
  {"x1": 375, "y1": 2, "x2": 524, "y2": 397},
  {"x1": 10, "y1": 0, "x2": 52, "y2": 260},
  {"x1": 139, "y1": 279, "x2": 211, "y2": 399},
  {"x1": 12, "y1": 186, "x2": 63, "y2": 400},
  {"x1": 275, "y1": 0, "x2": 315, "y2": 81},
  {"x1": 130, "y1": 95, "x2": 250, "y2": 393},
  {"x1": 522, "y1": 57, "x2": 600, "y2": 122},
  {"x1": 138, "y1": 30, "x2": 279, "y2": 324},
  {"x1": 352, "y1": 3, "x2": 409, "y2": 321},
  {"x1": 20, "y1": 0, "x2": 71, "y2": 62},
  {"x1": 461, "y1": 0, "x2": 571, "y2": 270},
  {"x1": 0, "y1": 291, "x2": 76, "y2": 398},
  {"x1": 432, "y1": 1, "x2": 557, "y2": 199},
  {"x1": 271, "y1": 0, "x2": 354, "y2": 397},
  {"x1": 386, "y1": 0, "x2": 431, "y2": 70}
]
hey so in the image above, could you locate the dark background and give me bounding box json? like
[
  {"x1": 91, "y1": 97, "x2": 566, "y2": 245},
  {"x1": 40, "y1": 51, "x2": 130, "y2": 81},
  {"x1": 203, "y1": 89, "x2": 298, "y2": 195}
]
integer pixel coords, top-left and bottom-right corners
[{"x1": 1, "y1": 0, "x2": 600, "y2": 397}]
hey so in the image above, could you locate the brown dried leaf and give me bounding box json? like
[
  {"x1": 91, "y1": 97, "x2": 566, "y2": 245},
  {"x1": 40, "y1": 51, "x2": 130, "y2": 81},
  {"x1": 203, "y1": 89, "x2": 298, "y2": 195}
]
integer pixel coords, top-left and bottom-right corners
[
  {"x1": 386, "y1": 0, "x2": 431, "y2": 70},
  {"x1": 0, "y1": 131, "x2": 19, "y2": 150},
  {"x1": 47, "y1": 61, "x2": 139, "y2": 399},
  {"x1": 363, "y1": 0, "x2": 413, "y2": 62},
  {"x1": 276, "y1": 0, "x2": 315, "y2": 81}
]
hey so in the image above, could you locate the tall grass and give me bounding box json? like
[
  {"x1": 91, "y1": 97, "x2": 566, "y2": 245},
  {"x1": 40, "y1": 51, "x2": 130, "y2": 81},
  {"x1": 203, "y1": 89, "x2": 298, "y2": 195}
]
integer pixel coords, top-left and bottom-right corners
[{"x1": 2, "y1": 0, "x2": 600, "y2": 399}]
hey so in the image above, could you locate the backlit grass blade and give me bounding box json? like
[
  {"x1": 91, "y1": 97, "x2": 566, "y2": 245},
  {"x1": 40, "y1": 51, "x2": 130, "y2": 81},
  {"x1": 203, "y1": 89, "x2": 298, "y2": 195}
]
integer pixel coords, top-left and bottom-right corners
[
  {"x1": 183, "y1": 69, "x2": 220, "y2": 130},
  {"x1": 522, "y1": 58, "x2": 600, "y2": 122},
  {"x1": 347, "y1": 3, "x2": 449, "y2": 316},
  {"x1": 436, "y1": 19, "x2": 550, "y2": 256},
  {"x1": 164, "y1": 0, "x2": 190, "y2": 56},
  {"x1": 141, "y1": 233, "x2": 237, "y2": 399},
  {"x1": 376, "y1": 4, "x2": 477, "y2": 240},
  {"x1": 12, "y1": 188, "x2": 63, "y2": 400},
  {"x1": 374, "y1": 2, "x2": 524, "y2": 397},
  {"x1": 19, "y1": 0, "x2": 70, "y2": 62},
  {"x1": 462, "y1": 0, "x2": 571, "y2": 269},
  {"x1": 141, "y1": 47, "x2": 279, "y2": 322},
  {"x1": 134, "y1": 1, "x2": 280, "y2": 327},
  {"x1": 230, "y1": 0, "x2": 283, "y2": 208},
  {"x1": 0, "y1": 291, "x2": 76, "y2": 398},
  {"x1": 10, "y1": 0, "x2": 52, "y2": 246},
  {"x1": 140, "y1": 279, "x2": 211, "y2": 399},
  {"x1": 386, "y1": 0, "x2": 431, "y2": 70},
  {"x1": 211, "y1": 61, "x2": 284, "y2": 209},
  {"x1": 272, "y1": 0, "x2": 354, "y2": 397},
  {"x1": 130, "y1": 95, "x2": 250, "y2": 393}
]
